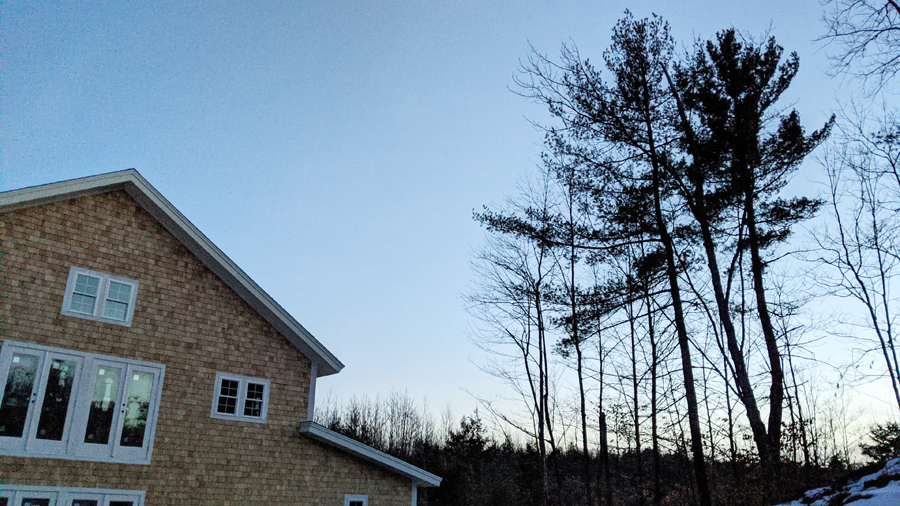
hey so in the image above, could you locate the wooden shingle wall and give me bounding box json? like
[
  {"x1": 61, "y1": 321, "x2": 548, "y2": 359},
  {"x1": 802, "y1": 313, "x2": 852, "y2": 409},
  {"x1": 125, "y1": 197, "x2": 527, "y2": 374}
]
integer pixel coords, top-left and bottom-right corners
[{"x1": 0, "y1": 191, "x2": 410, "y2": 505}]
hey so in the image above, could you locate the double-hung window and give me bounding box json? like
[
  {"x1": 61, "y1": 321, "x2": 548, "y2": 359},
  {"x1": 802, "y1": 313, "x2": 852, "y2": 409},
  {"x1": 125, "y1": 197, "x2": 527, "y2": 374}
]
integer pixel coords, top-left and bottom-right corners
[
  {"x1": 0, "y1": 341, "x2": 165, "y2": 465},
  {"x1": 0, "y1": 486, "x2": 144, "y2": 506},
  {"x1": 61, "y1": 267, "x2": 139, "y2": 327},
  {"x1": 343, "y1": 495, "x2": 368, "y2": 506},
  {"x1": 211, "y1": 372, "x2": 269, "y2": 423}
]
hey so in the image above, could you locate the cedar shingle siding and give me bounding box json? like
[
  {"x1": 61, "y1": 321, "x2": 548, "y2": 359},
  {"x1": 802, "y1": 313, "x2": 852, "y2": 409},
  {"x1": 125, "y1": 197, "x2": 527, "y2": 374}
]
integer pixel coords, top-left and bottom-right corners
[{"x1": 0, "y1": 191, "x2": 410, "y2": 505}]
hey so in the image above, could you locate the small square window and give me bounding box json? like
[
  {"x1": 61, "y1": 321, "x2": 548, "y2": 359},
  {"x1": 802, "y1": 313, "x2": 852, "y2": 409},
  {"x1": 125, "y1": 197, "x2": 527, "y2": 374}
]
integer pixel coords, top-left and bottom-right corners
[
  {"x1": 61, "y1": 267, "x2": 139, "y2": 327},
  {"x1": 344, "y1": 494, "x2": 368, "y2": 506},
  {"x1": 210, "y1": 373, "x2": 269, "y2": 423}
]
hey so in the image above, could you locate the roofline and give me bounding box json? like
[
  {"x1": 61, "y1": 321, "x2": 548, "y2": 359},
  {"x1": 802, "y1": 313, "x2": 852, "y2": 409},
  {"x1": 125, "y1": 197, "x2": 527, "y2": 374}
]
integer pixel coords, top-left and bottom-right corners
[
  {"x1": 299, "y1": 422, "x2": 442, "y2": 487},
  {"x1": 0, "y1": 169, "x2": 344, "y2": 376}
]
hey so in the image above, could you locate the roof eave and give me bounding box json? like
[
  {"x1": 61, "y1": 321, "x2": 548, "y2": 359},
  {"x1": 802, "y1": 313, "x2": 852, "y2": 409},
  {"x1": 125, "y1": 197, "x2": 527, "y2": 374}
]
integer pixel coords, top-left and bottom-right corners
[
  {"x1": 299, "y1": 421, "x2": 442, "y2": 487},
  {"x1": 0, "y1": 169, "x2": 344, "y2": 376}
]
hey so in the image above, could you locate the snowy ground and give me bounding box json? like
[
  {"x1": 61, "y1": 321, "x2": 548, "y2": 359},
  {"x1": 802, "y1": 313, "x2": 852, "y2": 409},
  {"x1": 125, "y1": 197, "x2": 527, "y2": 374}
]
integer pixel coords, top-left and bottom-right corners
[{"x1": 775, "y1": 458, "x2": 900, "y2": 506}]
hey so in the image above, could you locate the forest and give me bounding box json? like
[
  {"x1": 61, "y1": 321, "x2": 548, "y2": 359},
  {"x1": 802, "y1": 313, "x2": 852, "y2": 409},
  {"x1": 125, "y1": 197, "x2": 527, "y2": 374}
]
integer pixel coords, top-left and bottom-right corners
[{"x1": 317, "y1": 2, "x2": 900, "y2": 505}]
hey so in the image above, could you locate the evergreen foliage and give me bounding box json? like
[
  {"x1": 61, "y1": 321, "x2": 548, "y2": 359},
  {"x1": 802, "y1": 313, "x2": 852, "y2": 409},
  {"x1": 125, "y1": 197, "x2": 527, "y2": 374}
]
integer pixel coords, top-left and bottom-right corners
[{"x1": 861, "y1": 423, "x2": 900, "y2": 462}]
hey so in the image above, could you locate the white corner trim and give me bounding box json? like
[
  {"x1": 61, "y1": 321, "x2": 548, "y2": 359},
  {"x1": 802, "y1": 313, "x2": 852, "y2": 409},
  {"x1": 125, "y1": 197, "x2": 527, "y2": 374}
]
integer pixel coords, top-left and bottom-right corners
[
  {"x1": 299, "y1": 421, "x2": 442, "y2": 487},
  {"x1": 0, "y1": 169, "x2": 344, "y2": 376},
  {"x1": 307, "y1": 363, "x2": 318, "y2": 421},
  {"x1": 412, "y1": 482, "x2": 418, "y2": 506}
]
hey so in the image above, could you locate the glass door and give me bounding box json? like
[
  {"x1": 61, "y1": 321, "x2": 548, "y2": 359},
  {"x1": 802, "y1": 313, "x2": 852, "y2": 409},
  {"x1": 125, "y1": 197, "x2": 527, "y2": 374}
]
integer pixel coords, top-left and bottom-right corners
[
  {"x1": 6, "y1": 491, "x2": 59, "y2": 506},
  {"x1": 0, "y1": 345, "x2": 46, "y2": 453},
  {"x1": 25, "y1": 351, "x2": 83, "y2": 455},
  {"x1": 112, "y1": 364, "x2": 162, "y2": 462},
  {"x1": 70, "y1": 359, "x2": 126, "y2": 460}
]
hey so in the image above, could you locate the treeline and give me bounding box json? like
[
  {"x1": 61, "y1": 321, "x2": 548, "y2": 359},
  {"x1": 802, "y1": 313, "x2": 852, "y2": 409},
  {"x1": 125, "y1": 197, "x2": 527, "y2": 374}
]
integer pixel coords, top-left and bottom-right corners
[{"x1": 315, "y1": 391, "x2": 879, "y2": 506}]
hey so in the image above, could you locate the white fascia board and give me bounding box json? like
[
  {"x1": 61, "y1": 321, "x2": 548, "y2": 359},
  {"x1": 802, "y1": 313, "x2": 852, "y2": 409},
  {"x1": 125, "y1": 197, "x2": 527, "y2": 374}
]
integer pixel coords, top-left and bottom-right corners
[
  {"x1": 299, "y1": 421, "x2": 442, "y2": 487},
  {"x1": 0, "y1": 169, "x2": 344, "y2": 376}
]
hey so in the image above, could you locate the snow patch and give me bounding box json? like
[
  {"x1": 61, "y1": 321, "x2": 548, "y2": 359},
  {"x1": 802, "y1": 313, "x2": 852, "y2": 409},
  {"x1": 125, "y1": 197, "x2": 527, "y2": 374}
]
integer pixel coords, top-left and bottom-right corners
[{"x1": 775, "y1": 458, "x2": 900, "y2": 506}]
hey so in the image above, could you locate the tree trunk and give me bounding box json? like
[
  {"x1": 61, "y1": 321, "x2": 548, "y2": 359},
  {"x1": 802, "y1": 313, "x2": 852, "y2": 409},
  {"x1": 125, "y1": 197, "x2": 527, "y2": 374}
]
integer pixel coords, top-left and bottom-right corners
[
  {"x1": 628, "y1": 298, "x2": 644, "y2": 504},
  {"x1": 650, "y1": 156, "x2": 712, "y2": 506},
  {"x1": 646, "y1": 284, "x2": 662, "y2": 506},
  {"x1": 665, "y1": 68, "x2": 773, "y2": 463},
  {"x1": 744, "y1": 189, "x2": 785, "y2": 460},
  {"x1": 644, "y1": 86, "x2": 712, "y2": 506}
]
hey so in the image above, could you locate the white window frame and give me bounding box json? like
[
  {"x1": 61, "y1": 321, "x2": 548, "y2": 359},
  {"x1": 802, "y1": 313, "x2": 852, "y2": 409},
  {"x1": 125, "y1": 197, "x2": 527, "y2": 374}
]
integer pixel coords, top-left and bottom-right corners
[
  {"x1": 61, "y1": 267, "x2": 139, "y2": 327},
  {"x1": 0, "y1": 485, "x2": 144, "y2": 506},
  {"x1": 0, "y1": 341, "x2": 165, "y2": 465},
  {"x1": 343, "y1": 495, "x2": 369, "y2": 506},
  {"x1": 210, "y1": 372, "x2": 270, "y2": 423}
]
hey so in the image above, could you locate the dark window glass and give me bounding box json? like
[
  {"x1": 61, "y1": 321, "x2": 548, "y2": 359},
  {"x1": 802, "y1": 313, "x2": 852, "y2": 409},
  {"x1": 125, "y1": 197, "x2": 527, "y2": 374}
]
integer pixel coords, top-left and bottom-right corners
[
  {"x1": 243, "y1": 382, "x2": 265, "y2": 417},
  {"x1": 120, "y1": 371, "x2": 154, "y2": 447},
  {"x1": 72, "y1": 500, "x2": 99, "y2": 506},
  {"x1": 22, "y1": 499, "x2": 51, "y2": 506},
  {"x1": 36, "y1": 359, "x2": 77, "y2": 441},
  {"x1": 350, "y1": 501, "x2": 365, "y2": 506},
  {"x1": 84, "y1": 366, "x2": 122, "y2": 444},
  {"x1": 216, "y1": 379, "x2": 239, "y2": 415},
  {"x1": 0, "y1": 352, "x2": 40, "y2": 437},
  {"x1": 220, "y1": 379, "x2": 238, "y2": 397},
  {"x1": 0, "y1": 498, "x2": 8, "y2": 506},
  {"x1": 217, "y1": 396, "x2": 236, "y2": 414},
  {"x1": 109, "y1": 502, "x2": 134, "y2": 506}
]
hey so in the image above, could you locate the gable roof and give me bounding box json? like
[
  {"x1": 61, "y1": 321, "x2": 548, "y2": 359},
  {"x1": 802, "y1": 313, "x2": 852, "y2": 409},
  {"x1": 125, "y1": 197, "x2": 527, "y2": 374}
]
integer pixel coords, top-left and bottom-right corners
[
  {"x1": 299, "y1": 421, "x2": 442, "y2": 487},
  {"x1": 0, "y1": 169, "x2": 344, "y2": 376}
]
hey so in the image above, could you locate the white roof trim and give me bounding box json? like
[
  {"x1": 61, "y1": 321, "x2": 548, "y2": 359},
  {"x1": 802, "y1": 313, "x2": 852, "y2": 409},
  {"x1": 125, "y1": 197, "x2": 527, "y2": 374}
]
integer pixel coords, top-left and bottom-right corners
[
  {"x1": 299, "y1": 421, "x2": 442, "y2": 487},
  {"x1": 0, "y1": 169, "x2": 344, "y2": 376}
]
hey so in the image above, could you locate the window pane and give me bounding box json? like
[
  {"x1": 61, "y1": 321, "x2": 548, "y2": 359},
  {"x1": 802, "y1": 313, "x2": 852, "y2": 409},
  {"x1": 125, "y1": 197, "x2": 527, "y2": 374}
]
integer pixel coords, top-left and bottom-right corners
[
  {"x1": 101, "y1": 300, "x2": 128, "y2": 321},
  {"x1": 217, "y1": 396, "x2": 236, "y2": 414},
  {"x1": 74, "y1": 274, "x2": 100, "y2": 295},
  {"x1": 216, "y1": 379, "x2": 239, "y2": 415},
  {"x1": 106, "y1": 281, "x2": 132, "y2": 302},
  {"x1": 36, "y1": 359, "x2": 77, "y2": 441},
  {"x1": 120, "y1": 371, "x2": 154, "y2": 447},
  {"x1": 0, "y1": 497, "x2": 7, "y2": 506},
  {"x1": 109, "y1": 502, "x2": 134, "y2": 506},
  {"x1": 243, "y1": 382, "x2": 265, "y2": 417},
  {"x1": 0, "y1": 352, "x2": 40, "y2": 438},
  {"x1": 22, "y1": 500, "x2": 51, "y2": 506},
  {"x1": 243, "y1": 399, "x2": 262, "y2": 417},
  {"x1": 84, "y1": 366, "x2": 122, "y2": 445},
  {"x1": 246, "y1": 382, "x2": 265, "y2": 400},
  {"x1": 220, "y1": 379, "x2": 239, "y2": 398},
  {"x1": 72, "y1": 501, "x2": 99, "y2": 506},
  {"x1": 71, "y1": 274, "x2": 100, "y2": 313},
  {"x1": 70, "y1": 293, "x2": 97, "y2": 315}
]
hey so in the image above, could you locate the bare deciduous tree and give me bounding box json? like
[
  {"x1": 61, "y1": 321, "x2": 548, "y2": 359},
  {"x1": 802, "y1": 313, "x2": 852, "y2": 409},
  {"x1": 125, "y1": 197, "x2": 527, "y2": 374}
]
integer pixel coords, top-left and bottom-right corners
[
  {"x1": 822, "y1": 0, "x2": 900, "y2": 90},
  {"x1": 815, "y1": 107, "x2": 900, "y2": 413}
]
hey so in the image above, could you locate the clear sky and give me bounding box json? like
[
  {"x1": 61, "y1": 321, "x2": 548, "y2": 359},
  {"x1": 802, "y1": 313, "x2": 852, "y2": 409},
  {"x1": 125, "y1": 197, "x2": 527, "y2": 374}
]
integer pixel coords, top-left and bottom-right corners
[{"x1": 0, "y1": 1, "x2": 847, "y2": 419}]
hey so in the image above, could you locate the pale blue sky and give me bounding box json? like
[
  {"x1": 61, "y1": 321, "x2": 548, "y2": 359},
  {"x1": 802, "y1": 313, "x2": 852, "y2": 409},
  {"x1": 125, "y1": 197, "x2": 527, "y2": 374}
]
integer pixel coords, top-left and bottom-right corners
[{"x1": 1, "y1": 1, "x2": 843, "y2": 417}]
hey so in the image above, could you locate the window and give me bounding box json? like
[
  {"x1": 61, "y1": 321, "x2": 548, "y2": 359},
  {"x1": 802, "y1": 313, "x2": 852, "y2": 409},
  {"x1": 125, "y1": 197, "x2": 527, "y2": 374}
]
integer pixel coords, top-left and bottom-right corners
[
  {"x1": 0, "y1": 486, "x2": 143, "y2": 506},
  {"x1": 343, "y1": 495, "x2": 368, "y2": 506},
  {"x1": 61, "y1": 267, "x2": 139, "y2": 327},
  {"x1": 0, "y1": 341, "x2": 165, "y2": 465},
  {"x1": 210, "y1": 372, "x2": 269, "y2": 423}
]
